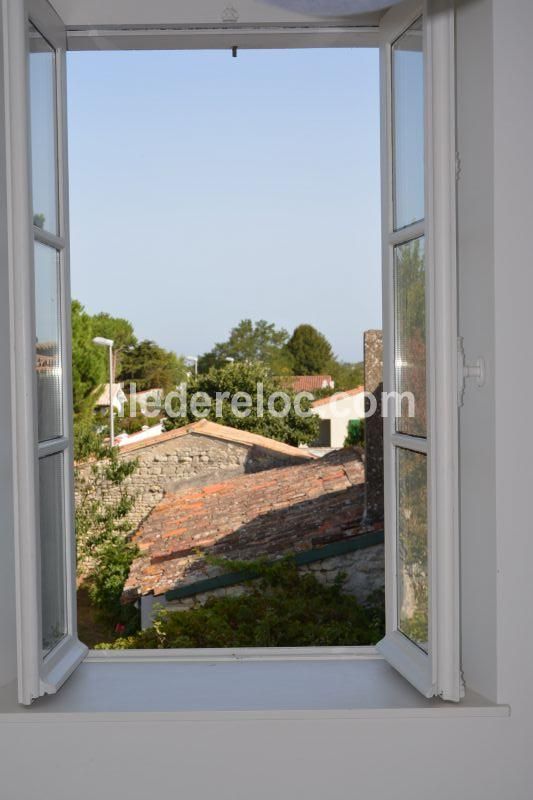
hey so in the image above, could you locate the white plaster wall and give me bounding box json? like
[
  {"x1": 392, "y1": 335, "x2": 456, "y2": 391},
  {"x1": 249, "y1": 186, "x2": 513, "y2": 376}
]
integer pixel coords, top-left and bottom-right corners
[
  {"x1": 1, "y1": 1, "x2": 533, "y2": 798},
  {"x1": 456, "y1": 0, "x2": 497, "y2": 701},
  {"x1": 313, "y1": 392, "x2": 365, "y2": 447}
]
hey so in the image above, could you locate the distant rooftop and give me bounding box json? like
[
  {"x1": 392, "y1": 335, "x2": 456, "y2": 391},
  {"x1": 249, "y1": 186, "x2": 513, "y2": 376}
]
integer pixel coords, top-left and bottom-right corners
[
  {"x1": 311, "y1": 385, "x2": 365, "y2": 408},
  {"x1": 280, "y1": 375, "x2": 335, "y2": 393},
  {"x1": 118, "y1": 418, "x2": 316, "y2": 459}
]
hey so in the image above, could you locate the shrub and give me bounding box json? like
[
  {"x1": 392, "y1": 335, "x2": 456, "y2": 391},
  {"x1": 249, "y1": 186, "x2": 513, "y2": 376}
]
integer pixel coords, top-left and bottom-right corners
[
  {"x1": 76, "y1": 445, "x2": 140, "y2": 630},
  {"x1": 345, "y1": 418, "x2": 365, "y2": 447},
  {"x1": 97, "y1": 557, "x2": 385, "y2": 649}
]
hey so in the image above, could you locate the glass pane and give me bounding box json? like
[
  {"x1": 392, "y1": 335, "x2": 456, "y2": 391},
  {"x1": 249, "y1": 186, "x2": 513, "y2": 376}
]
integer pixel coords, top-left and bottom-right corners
[
  {"x1": 39, "y1": 453, "x2": 67, "y2": 656},
  {"x1": 394, "y1": 237, "x2": 426, "y2": 436},
  {"x1": 397, "y1": 448, "x2": 428, "y2": 652},
  {"x1": 29, "y1": 22, "x2": 58, "y2": 235},
  {"x1": 35, "y1": 242, "x2": 63, "y2": 441},
  {"x1": 392, "y1": 17, "x2": 424, "y2": 231}
]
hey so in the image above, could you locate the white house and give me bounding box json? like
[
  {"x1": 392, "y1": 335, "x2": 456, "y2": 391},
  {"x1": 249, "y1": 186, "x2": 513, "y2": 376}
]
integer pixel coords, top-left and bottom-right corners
[
  {"x1": 311, "y1": 386, "x2": 366, "y2": 448},
  {"x1": 0, "y1": 1, "x2": 532, "y2": 799},
  {"x1": 94, "y1": 382, "x2": 126, "y2": 413}
]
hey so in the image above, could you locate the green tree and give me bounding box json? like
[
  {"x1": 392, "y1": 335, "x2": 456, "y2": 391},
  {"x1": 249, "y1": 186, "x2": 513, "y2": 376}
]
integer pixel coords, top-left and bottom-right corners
[
  {"x1": 329, "y1": 360, "x2": 364, "y2": 392},
  {"x1": 91, "y1": 312, "x2": 137, "y2": 375},
  {"x1": 285, "y1": 324, "x2": 334, "y2": 375},
  {"x1": 163, "y1": 361, "x2": 319, "y2": 446},
  {"x1": 119, "y1": 340, "x2": 187, "y2": 393},
  {"x1": 198, "y1": 319, "x2": 293, "y2": 374},
  {"x1": 71, "y1": 300, "x2": 106, "y2": 416}
]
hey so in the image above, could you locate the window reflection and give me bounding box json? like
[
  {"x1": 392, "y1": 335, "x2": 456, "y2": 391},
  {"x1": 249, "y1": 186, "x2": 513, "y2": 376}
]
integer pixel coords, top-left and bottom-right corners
[
  {"x1": 35, "y1": 242, "x2": 62, "y2": 441},
  {"x1": 394, "y1": 237, "x2": 426, "y2": 437},
  {"x1": 392, "y1": 17, "x2": 424, "y2": 231},
  {"x1": 397, "y1": 447, "x2": 428, "y2": 651},
  {"x1": 29, "y1": 22, "x2": 58, "y2": 235},
  {"x1": 40, "y1": 453, "x2": 67, "y2": 656}
]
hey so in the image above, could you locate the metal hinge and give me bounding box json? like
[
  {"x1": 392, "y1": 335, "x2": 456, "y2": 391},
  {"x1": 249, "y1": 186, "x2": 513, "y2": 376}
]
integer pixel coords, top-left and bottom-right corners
[
  {"x1": 457, "y1": 337, "x2": 485, "y2": 406},
  {"x1": 455, "y1": 151, "x2": 462, "y2": 182}
]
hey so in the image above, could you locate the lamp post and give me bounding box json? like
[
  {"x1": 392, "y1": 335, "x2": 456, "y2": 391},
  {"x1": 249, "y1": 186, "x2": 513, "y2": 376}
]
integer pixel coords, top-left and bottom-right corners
[{"x1": 92, "y1": 336, "x2": 115, "y2": 446}]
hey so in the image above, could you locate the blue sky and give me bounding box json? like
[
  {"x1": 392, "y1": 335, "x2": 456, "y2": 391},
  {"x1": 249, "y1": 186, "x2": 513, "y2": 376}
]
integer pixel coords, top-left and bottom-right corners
[{"x1": 67, "y1": 47, "x2": 381, "y2": 363}]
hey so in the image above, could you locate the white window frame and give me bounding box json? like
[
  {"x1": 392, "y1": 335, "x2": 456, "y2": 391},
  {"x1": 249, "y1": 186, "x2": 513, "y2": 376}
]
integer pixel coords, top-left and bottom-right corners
[
  {"x1": 5, "y1": 0, "x2": 459, "y2": 705},
  {"x1": 9, "y1": 0, "x2": 87, "y2": 705},
  {"x1": 376, "y1": 0, "x2": 461, "y2": 702}
]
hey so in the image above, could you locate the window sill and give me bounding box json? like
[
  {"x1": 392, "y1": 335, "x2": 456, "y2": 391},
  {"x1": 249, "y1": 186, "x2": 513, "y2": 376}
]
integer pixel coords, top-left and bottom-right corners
[{"x1": 0, "y1": 649, "x2": 509, "y2": 721}]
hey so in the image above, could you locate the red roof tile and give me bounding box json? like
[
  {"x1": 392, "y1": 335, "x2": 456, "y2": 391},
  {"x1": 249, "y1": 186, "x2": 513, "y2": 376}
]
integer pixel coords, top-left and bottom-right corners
[
  {"x1": 123, "y1": 447, "x2": 378, "y2": 601},
  {"x1": 280, "y1": 375, "x2": 335, "y2": 393}
]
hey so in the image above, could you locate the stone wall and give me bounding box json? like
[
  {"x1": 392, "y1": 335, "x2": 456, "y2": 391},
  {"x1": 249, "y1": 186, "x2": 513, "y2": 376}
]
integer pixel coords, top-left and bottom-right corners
[
  {"x1": 364, "y1": 330, "x2": 384, "y2": 522},
  {"x1": 75, "y1": 433, "x2": 308, "y2": 535}
]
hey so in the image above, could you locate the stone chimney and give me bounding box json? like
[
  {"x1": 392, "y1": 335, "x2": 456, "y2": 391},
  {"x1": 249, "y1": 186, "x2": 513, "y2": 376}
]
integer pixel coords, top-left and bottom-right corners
[{"x1": 364, "y1": 330, "x2": 384, "y2": 523}]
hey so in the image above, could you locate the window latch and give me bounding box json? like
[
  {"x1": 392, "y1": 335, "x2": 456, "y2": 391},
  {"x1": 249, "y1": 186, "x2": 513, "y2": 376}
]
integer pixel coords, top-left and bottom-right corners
[{"x1": 457, "y1": 337, "x2": 485, "y2": 406}]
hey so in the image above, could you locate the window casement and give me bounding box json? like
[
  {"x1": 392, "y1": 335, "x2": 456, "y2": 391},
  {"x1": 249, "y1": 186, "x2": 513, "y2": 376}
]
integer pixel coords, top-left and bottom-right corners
[
  {"x1": 376, "y1": 0, "x2": 461, "y2": 701},
  {"x1": 9, "y1": 0, "x2": 87, "y2": 705},
  {"x1": 6, "y1": 0, "x2": 460, "y2": 704}
]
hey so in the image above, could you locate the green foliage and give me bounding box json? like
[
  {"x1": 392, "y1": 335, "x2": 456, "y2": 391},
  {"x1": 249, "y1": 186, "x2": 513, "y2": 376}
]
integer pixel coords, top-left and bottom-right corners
[
  {"x1": 76, "y1": 446, "x2": 139, "y2": 628},
  {"x1": 329, "y1": 360, "x2": 364, "y2": 392},
  {"x1": 162, "y1": 361, "x2": 319, "y2": 446},
  {"x1": 119, "y1": 339, "x2": 187, "y2": 393},
  {"x1": 91, "y1": 312, "x2": 137, "y2": 375},
  {"x1": 97, "y1": 558, "x2": 385, "y2": 649},
  {"x1": 116, "y1": 399, "x2": 161, "y2": 435},
  {"x1": 345, "y1": 419, "x2": 365, "y2": 447},
  {"x1": 198, "y1": 319, "x2": 293, "y2": 374},
  {"x1": 74, "y1": 415, "x2": 107, "y2": 462},
  {"x1": 71, "y1": 300, "x2": 106, "y2": 416},
  {"x1": 286, "y1": 324, "x2": 334, "y2": 375}
]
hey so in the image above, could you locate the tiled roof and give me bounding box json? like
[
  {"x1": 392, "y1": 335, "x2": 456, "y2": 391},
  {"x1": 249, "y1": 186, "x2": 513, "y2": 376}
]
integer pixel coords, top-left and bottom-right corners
[
  {"x1": 118, "y1": 418, "x2": 316, "y2": 459},
  {"x1": 311, "y1": 386, "x2": 365, "y2": 408},
  {"x1": 280, "y1": 375, "x2": 334, "y2": 393},
  {"x1": 123, "y1": 447, "x2": 379, "y2": 601}
]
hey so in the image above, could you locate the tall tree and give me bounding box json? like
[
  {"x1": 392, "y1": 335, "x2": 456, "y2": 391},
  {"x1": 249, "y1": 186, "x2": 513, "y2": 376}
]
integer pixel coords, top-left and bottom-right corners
[
  {"x1": 71, "y1": 300, "x2": 106, "y2": 415},
  {"x1": 163, "y1": 362, "x2": 319, "y2": 446},
  {"x1": 91, "y1": 312, "x2": 137, "y2": 375},
  {"x1": 285, "y1": 324, "x2": 334, "y2": 375},
  {"x1": 119, "y1": 340, "x2": 187, "y2": 393},
  {"x1": 199, "y1": 319, "x2": 293, "y2": 374}
]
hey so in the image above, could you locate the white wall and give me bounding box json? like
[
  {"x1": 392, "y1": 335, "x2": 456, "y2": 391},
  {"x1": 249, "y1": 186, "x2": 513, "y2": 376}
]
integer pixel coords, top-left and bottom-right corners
[
  {"x1": 1, "y1": 0, "x2": 533, "y2": 797},
  {"x1": 313, "y1": 392, "x2": 366, "y2": 447}
]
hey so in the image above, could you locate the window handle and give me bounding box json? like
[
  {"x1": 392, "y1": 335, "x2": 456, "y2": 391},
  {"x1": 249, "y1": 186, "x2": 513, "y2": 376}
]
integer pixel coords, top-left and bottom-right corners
[{"x1": 457, "y1": 337, "x2": 485, "y2": 406}]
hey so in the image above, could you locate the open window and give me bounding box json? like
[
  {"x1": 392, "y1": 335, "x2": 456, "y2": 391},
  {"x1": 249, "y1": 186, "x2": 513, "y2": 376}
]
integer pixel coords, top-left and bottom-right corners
[
  {"x1": 11, "y1": 0, "x2": 87, "y2": 705},
  {"x1": 376, "y1": 0, "x2": 461, "y2": 701},
  {"x1": 9, "y1": 0, "x2": 460, "y2": 704}
]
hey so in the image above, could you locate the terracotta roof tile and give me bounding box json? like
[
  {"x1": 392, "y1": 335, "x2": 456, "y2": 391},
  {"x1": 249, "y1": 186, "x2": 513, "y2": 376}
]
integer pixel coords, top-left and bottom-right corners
[
  {"x1": 279, "y1": 375, "x2": 335, "y2": 393},
  {"x1": 123, "y1": 447, "x2": 379, "y2": 601}
]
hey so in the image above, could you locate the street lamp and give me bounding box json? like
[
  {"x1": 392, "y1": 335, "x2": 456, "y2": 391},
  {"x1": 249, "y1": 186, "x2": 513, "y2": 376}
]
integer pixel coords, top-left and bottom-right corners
[
  {"x1": 225, "y1": 357, "x2": 235, "y2": 364},
  {"x1": 186, "y1": 355, "x2": 198, "y2": 376},
  {"x1": 92, "y1": 336, "x2": 115, "y2": 446}
]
